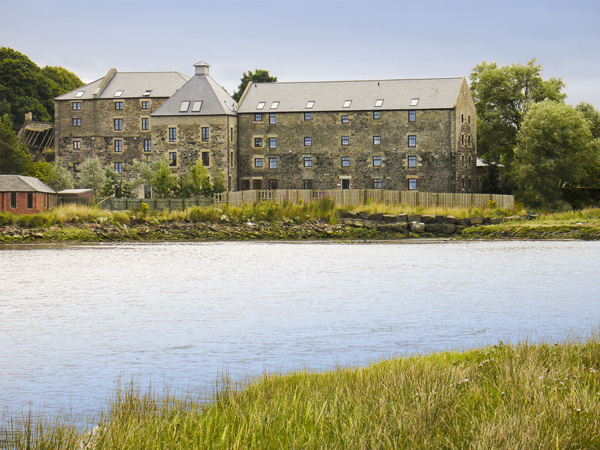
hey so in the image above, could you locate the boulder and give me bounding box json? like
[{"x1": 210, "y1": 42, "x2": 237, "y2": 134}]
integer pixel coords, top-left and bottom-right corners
[
  {"x1": 490, "y1": 217, "x2": 503, "y2": 225},
  {"x1": 396, "y1": 213, "x2": 409, "y2": 222},
  {"x1": 425, "y1": 223, "x2": 442, "y2": 233},
  {"x1": 408, "y1": 214, "x2": 422, "y2": 223},
  {"x1": 377, "y1": 223, "x2": 394, "y2": 232},
  {"x1": 441, "y1": 223, "x2": 456, "y2": 234},
  {"x1": 456, "y1": 218, "x2": 470, "y2": 226},
  {"x1": 409, "y1": 221, "x2": 426, "y2": 233},
  {"x1": 421, "y1": 214, "x2": 437, "y2": 224},
  {"x1": 444, "y1": 216, "x2": 456, "y2": 224},
  {"x1": 369, "y1": 212, "x2": 384, "y2": 221},
  {"x1": 392, "y1": 222, "x2": 409, "y2": 232},
  {"x1": 358, "y1": 211, "x2": 370, "y2": 220},
  {"x1": 469, "y1": 217, "x2": 484, "y2": 225},
  {"x1": 382, "y1": 214, "x2": 396, "y2": 223},
  {"x1": 436, "y1": 215, "x2": 445, "y2": 223},
  {"x1": 345, "y1": 211, "x2": 358, "y2": 219}
]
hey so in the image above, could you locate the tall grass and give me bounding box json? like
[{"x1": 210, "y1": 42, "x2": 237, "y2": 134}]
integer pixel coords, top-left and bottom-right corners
[{"x1": 3, "y1": 337, "x2": 599, "y2": 449}]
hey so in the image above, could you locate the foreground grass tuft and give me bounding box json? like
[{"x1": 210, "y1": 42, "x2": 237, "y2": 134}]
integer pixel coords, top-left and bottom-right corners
[{"x1": 3, "y1": 337, "x2": 600, "y2": 449}]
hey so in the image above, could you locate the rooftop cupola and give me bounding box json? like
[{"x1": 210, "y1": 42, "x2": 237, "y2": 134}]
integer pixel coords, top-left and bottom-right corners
[{"x1": 194, "y1": 61, "x2": 210, "y2": 76}]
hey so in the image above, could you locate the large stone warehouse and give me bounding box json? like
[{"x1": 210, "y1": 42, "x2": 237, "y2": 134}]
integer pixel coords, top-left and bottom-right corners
[{"x1": 54, "y1": 62, "x2": 477, "y2": 193}]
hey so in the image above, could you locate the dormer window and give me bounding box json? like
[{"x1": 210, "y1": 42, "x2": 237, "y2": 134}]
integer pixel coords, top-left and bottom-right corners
[
  {"x1": 257, "y1": 102, "x2": 266, "y2": 110},
  {"x1": 75, "y1": 91, "x2": 84, "y2": 98},
  {"x1": 143, "y1": 90, "x2": 152, "y2": 97},
  {"x1": 270, "y1": 101, "x2": 279, "y2": 109},
  {"x1": 410, "y1": 98, "x2": 419, "y2": 106},
  {"x1": 179, "y1": 101, "x2": 190, "y2": 112},
  {"x1": 343, "y1": 100, "x2": 352, "y2": 108},
  {"x1": 374, "y1": 99, "x2": 384, "y2": 107},
  {"x1": 114, "y1": 90, "x2": 124, "y2": 97},
  {"x1": 305, "y1": 101, "x2": 315, "y2": 109},
  {"x1": 192, "y1": 101, "x2": 203, "y2": 112}
]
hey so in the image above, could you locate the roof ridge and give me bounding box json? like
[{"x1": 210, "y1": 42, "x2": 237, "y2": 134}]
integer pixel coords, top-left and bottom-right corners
[{"x1": 252, "y1": 77, "x2": 463, "y2": 85}]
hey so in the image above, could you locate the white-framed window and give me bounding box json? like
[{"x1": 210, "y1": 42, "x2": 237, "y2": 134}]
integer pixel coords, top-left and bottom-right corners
[
  {"x1": 169, "y1": 152, "x2": 177, "y2": 167},
  {"x1": 254, "y1": 137, "x2": 263, "y2": 148},
  {"x1": 115, "y1": 101, "x2": 124, "y2": 110},
  {"x1": 269, "y1": 113, "x2": 276, "y2": 125},
  {"x1": 202, "y1": 127, "x2": 209, "y2": 142},
  {"x1": 408, "y1": 178, "x2": 418, "y2": 190},
  {"x1": 72, "y1": 102, "x2": 81, "y2": 110},
  {"x1": 410, "y1": 98, "x2": 419, "y2": 106},
  {"x1": 254, "y1": 113, "x2": 263, "y2": 122},
  {"x1": 143, "y1": 139, "x2": 151, "y2": 152},
  {"x1": 114, "y1": 118, "x2": 123, "y2": 131},
  {"x1": 373, "y1": 136, "x2": 381, "y2": 145},
  {"x1": 255, "y1": 157, "x2": 263, "y2": 168},
  {"x1": 269, "y1": 137, "x2": 277, "y2": 149},
  {"x1": 304, "y1": 112, "x2": 312, "y2": 120},
  {"x1": 373, "y1": 178, "x2": 382, "y2": 189},
  {"x1": 304, "y1": 137, "x2": 312, "y2": 146},
  {"x1": 256, "y1": 102, "x2": 266, "y2": 110},
  {"x1": 373, "y1": 156, "x2": 382, "y2": 166},
  {"x1": 408, "y1": 155, "x2": 417, "y2": 168},
  {"x1": 303, "y1": 156, "x2": 313, "y2": 167},
  {"x1": 179, "y1": 101, "x2": 190, "y2": 112},
  {"x1": 141, "y1": 118, "x2": 149, "y2": 130},
  {"x1": 114, "y1": 162, "x2": 122, "y2": 174},
  {"x1": 341, "y1": 136, "x2": 349, "y2": 146},
  {"x1": 270, "y1": 101, "x2": 279, "y2": 109},
  {"x1": 192, "y1": 101, "x2": 202, "y2": 112},
  {"x1": 305, "y1": 101, "x2": 315, "y2": 109},
  {"x1": 373, "y1": 111, "x2": 381, "y2": 119},
  {"x1": 343, "y1": 100, "x2": 352, "y2": 108},
  {"x1": 408, "y1": 135, "x2": 416, "y2": 147},
  {"x1": 114, "y1": 90, "x2": 123, "y2": 97},
  {"x1": 75, "y1": 91, "x2": 84, "y2": 98},
  {"x1": 73, "y1": 140, "x2": 81, "y2": 150},
  {"x1": 114, "y1": 139, "x2": 122, "y2": 152},
  {"x1": 269, "y1": 157, "x2": 277, "y2": 169},
  {"x1": 341, "y1": 115, "x2": 349, "y2": 124},
  {"x1": 168, "y1": 127, "x2": 176, "y2": 142},
  {"x1": 303, "y1": 179, "x2": 313, "y2": 189},
  {"x1": 141, "y1": 100, "x2": 150, "y2": 110},
  {"x1": 341, "y1": 156, "x2": 350, "y2": 167},
  {"x1": 72, "y1": 118, "x2": 81, "y2": 127},
  {"x1": 409, "y1": 110, "x2": 416, "y2": 122},
  {"x1": 374, "y1": 99, "x2": 384, "y2": 107}
]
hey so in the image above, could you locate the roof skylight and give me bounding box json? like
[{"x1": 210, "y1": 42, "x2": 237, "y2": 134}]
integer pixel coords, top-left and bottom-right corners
[
  {"x1": 374, "y1": 99, "x2": 384, "y2": 107},
  {"x1": 305, "y1": 101, "x2": 315, "y2": 109},
  {"x1": 143, "y1": 90, "x2": 152, "y2": 97},
  {"x1": 192, "y1": 101, "x2": 203, "y2": 112},
  {"x1": 114, "y1": 90, "x2": 124, "y2": 97},
  {"x1": 270, "y1": 101, "x2": 279, "y2": 109},
  {"x1": 75, "y1": 91, "x2": 84, "y2": 98},
  {"x1": 410, "y1": 98, "x2": 419, "y2": 106},
  {"x1": 180, "y1": 101, "x2": 190, "y2": 112},
  {"x1": 257, "y1": 102, "x2": 266, "y2": 110},
  {"x1": 343, "y1": 100, "x2": 352, "y2": 108}
]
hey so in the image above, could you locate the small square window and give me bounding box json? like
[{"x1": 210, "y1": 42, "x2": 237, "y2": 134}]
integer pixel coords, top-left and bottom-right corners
[
  {"x1": 408, "y1": 135, "x2": 416, "y2": 147},
  {"x1": 304, "y1": 112, "x2": 312, "y2": 120},
  {"x1": 269, "y1": 157, "x2": 277, "y2": 169},
  {"x1": 373, "y1": 111, "x2": 381, "y2": 119},
  {"x1": 202, "y1": 152, "x2": 210, "y2": 167},
  {"x1": 341, "y1": 136, "x2": 349, "y2": 146},
  {"x1": 343, "y1": 100, "x2": 352, "y2": 108},
  {"x1": 270, "y1": 101, "x2": 279, "y2": 109},
  {"x1": 373, "y1": 156, "x2": 382, "y2": 166},
  {"x1": 254, "y1": 113, "x2": 263, "y2": 122},
  {"x1": 168, "y1": 127, "x2": 177, "y2": 142},
  {"x1": 257, "y1": 102, "x2": 266, "y2": 110},
  {"x1": 72, "y1": 118, "x2": 81, "y2": 127},
  {"x1": 114, "y1": 139, "x2": 122, "y2": 152},
  {"x1": 255, "y1": 158, "x2": 263, "y2": 168},
  {"x1": 180, "y1": 101, "x2": 190, "y2": 112},
  {"x1": 143, "y1": 139, "x2": 151, "y2": 152},
  {"x1": 169, "y1": 152, "x2": 177, "y2": 167},
  {"x1": 341, "y1": 157, "x2": 350, "y2": 167},
  {"x1": 269, "y1": 137, "x2": 277, "y2": 149},
  {"x1": 115, "y1": 101, "x2": 124, "y2": 110},
  {"x1": 114, "y1": 90, "x2": 124, "y2": 97},
  {"x1": 114, "y1": 162, "x2": 122, "y2": 174},
  {"x1": 373, "y1": 179, "x2": 382, "y2": 189},
  {"x1": 114, "y1": 118, "x2": 123, "y2": 131},
  {"x1": 254, "y1": 137, "x2": 263, "y2": 148},
  {"x1": 304, "y1": 137, "x2": 312, "y2": 146},
  {"x1": 374, "y1": 99, "x2": 384, "y2": 107},
  {"x1": 141, "y1": 101, "x2": 150, "y2": 110},
  {"x1": 269, "y1": 113, "x2": 276, "y2": 125},
  {"x1": 341, "y1": 115, "x2": 349, "y2": 124},
  {"x1": 192, "y1": 101, "x2": 203, "y2": 112},
  {"x1": 373, "y1": 136, "x2": 381, "y2": 145},
  {"x1": 75, "y1": 91, "x2": 84, "y2": 98},
  {"x1": 408, "y1": 178, "x2": 418, "y2": 190},
  {"x1": 202, "y1": 127, "x2": 209, "y2": 142},
  {"x1": 269, "y1": 179, "x2": 278, "y2": 190},
  {"x1": 303, "y1": 179, "x2": 313, "y2": 189},
  {"x1": 410, "y1": 98, "x2": 419, "y2": 106},
  {"x1": 73, "y1": 141, "x2": 81, "y2": 150},
  {"x1": 252, "y1": 179, "x2": 262, "y2": 190},
  {"x1": 305, "y1": 101, "x2": 315, "y2": 109},
  {"x1": 409, "y1": 110, "x2": 416, "y2": 122},
  {"x1": 303, "y1": 156, "x2": 313, "y2": 167},
  {"x1": 72, "y1": 102, "x2": 81, "y2": 110},
  {"x1": 408, "y1": 155, "x2": 417, "y2": 168},
  {"x1": 141, "y1": 118, "x2": 149, "y2": 130}
]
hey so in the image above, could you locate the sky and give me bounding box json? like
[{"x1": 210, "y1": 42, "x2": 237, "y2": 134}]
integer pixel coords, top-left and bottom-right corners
[{"x1": 1, "y1": 0, "x2": 599, "y2": 108}]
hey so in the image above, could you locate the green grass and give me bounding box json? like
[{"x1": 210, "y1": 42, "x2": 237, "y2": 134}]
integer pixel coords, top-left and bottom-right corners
[{"x1": 3, "y1": 337, "x2": 600, "y2": 449}]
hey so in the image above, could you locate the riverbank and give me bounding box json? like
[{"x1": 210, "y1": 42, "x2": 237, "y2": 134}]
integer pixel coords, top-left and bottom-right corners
[{"x1": 3, "y1": 337, "x2": 599, "y2": 449}]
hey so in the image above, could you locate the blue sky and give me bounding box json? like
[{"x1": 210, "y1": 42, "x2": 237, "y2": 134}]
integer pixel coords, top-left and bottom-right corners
[{"x1": 1, "y1": 0, "x2": 599, "y2": 108}]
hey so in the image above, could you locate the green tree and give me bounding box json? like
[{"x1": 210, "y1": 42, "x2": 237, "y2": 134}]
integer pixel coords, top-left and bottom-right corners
[
  {"x1": 151, "y1": 161, "x2": 177, "y2": 198},
  {"x1": 470, "y1": 59, "x2": 566, "y2": 173},
  {"x1": 45, "y1": 158, "x2": 76, "y2": 191},
  {"x1": 212, "y1": 171, "x2": 226, "y2": 194},
  {"x1": 0, "y1": 114, "x2": 33, "y2": 174},
  {"x1": 180, "y1": 160, "x2": 211, "y2": 197},
  {"x1": 576, "y1": 102, "x2": 600, "y2": 140},
  {"x1": 232, "y1": 69, "x2": 277, "y2": 102},
  {"x1": 512, "y1": 100, "x2": 600, "y2": 209},
  {"x1": 78, "y1": 157, "x2": 106, "y2": 199},
  {"x1": 101, "y1": 168, "x2": 135, "y2": 198}
]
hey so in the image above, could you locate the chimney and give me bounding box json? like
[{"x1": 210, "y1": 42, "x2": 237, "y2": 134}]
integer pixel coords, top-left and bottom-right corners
[
  {"x1": 194, "y1": 61, "x2": 210, "y2": 76},
  {"x1": 24, "y1": 112, "x2": 33, "y2": 122}
]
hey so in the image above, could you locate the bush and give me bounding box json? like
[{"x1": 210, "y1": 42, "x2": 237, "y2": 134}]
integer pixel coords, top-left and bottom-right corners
[{"x1": 0, "y1": 212, "x2": 15, "y2": 226}]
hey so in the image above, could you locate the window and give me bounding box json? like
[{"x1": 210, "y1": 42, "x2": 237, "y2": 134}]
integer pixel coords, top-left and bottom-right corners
[
  {"x1": 72, "y1": 118, "x2": 81, "y2": 127},
  {"x1": 114, "y1": 139, "x2": 122, "y2": 152},
  {"x1": 408, "y1": 178, "x2": 418, "y2": 190},
  {"x1": 304, "y1": 156, "x2": 313, "y2": 167},
  {"x1": 75, "y1": 91, "x2": 84, "y2": 98},
  {"x1": 269, "y1": 179, "x2": 278, "y2": 190},
  {"x1": 241, "y1": 180, "x2": 250, "y2": 190},
  {"x1": 373, "y1": 136, "x2": 381, "y2": 145},
  {"x1": 10, "y1": 192, "x2": 16, "y2": 208},
  {"x1": 202, "y1": 152, "x2": 210, "y2": 166},
  {"x1": 73, "y1": 162, "x2": 80, "y2": 173},
  {"x1": 255, "y1": 158, "x2": 263, "y2": 168},
  {"x1": 410, "y1": 98, "x2": 419, "y2": 106},
  {"x1": 269, "y1": 137, "x2": 277, "y2": 149},
  {"x1": 269, "y1": 157, "x2": 277, "y2": 169},
  {"x1": 256, "y1": 102, "x2": 266, "y2": 110},
  {"x1": 252, "y1": 179, "x2": 262, "y2": 190},
  {"x1": 374, "y1": 99, "x2": 384, "y2": 107},
  {"x1": 408, "y1": 155, "x2": 417, "y2": 168},
  {"x1": 341, "y1": 115, "x2": 349, "y2": 124},
  {"x1": 73, "y1": 141, "x2": 81, "y2": 150},
  {"x1": 143, "y1": 90, "x2": 152, "y2": 97},
  {"x1": 269, "y1": 113, "x2": 276, "y2": 125},
  {"x1": 143, "y1": 139, "x2": 151, "y2": 152},
  {"x1": 341, "y1": 136, "x2": 349, "y2": 146},
  {"x1": 343, "y1": 100, "x2": 352, "y2": 108},
  {"x1": 141, "y1": 118, "x2": 149, "y2": 130},
  {"x1": 114, "y1": 118, "x2": 123, "y2": 131},
  {"x1": 304, "y1": 112, "x2": 312, "y2": 120},
  {"x1": 468, "y1": 135, "x2": 471, "y2": 146},
  {"x1": 341, "y1": 156, "x2": 350, "y2": 167},
  {"x1": 254, "y1": 113, "x2": 263, "y2": 122},
  {"x1": 270, "y1": 101, "x2": 279, "y2": 109},
  {"x1": 179, "y1": 101, "x2": 190, "y2": 112},
  {"x1": 169, "y1": 152, "x2": 177, "y2": 166},
  {"x1": 461, "y1": 114, "x2": 464, "y2": 123},
  {"x1": 141, "y1": 100, "x2": 150, "y2": 110},
  {"x1": 72, "y1": 102, "x2": 81, "y2": 110},
  {"x1": 304, "y1": 137, "x2": 312, "y2": 146},
  {"x1": 373, "y1": 111, "x2": 381, "y2": 119},
  {"x1": 115, "y1": 101, "x2": 124, "y2": 110},
  {"x1": 408, "y1": 135, "x2": 416, "y2": 147},
  {"x1": 202, "y1": 127, "x2": 209, "y2": 142},
  {"x1": 409, "y1": 110, "x2": 416, "y2": 122},
  {"x1": 305, "y1": 101, "x2": 315, "y2": 109},
  {"x1": 168, "y1": 127, "x2": 176, "y2": 142},
  {"x1": 114, "y1": 90, "x2": 123, "y2": 97},
  {"x1": 192, "y1": 101, "x2": 202, "y2": 112},
  {"x1": 468, "y1": 115, "x2": 471, "y2": 124},
  {"x1": 373, "y1": 156, "x2": 382, "y2": 166},
  {"x1": 373, "y1": 179, "x2": 382, "y2": 189},
  {"x1": 27, "y1": 192, "x2": 33, "y2": 209},
  {"x1": 254, "y1": 137, "x2": 263, "y2": 148},
  {"x1": 303, "y1": 179, "x2": 313, "y2": 189},
  {"x1": 114, "y1": 162, "x2": 122, "y2": 174}
]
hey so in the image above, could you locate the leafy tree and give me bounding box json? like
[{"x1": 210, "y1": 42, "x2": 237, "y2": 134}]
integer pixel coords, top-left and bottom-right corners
[
  {"x1": 101, "y1": 168, "x2": 135, "y2": 198},
  {"x1": 232, "y1": 69, "x2": 277, "y2": 102},
  {"x1": 212, "y1": 171, "x2": 226, "y2": 194},
  {"x1": 512, "y1": 100, "x2": 600, "y2": 209},
  {"x1": 470, "y1": 59, "x2": 566, "y2": 173},
  {"x1": 45, "y1": 158, "x2": 76, "y2": 191},
  {"x1": 180, "y1": 160, "x2": 212, "y2": 197},
  {"x1": 480, "y1": 163, "x2": 501, "y2": 194},
  {"x1": 576, "y1": 102, "x2": 600, "y2": 140},
  {"x1": 78, "y1": 157, "x2": 106, "y2": 199},
  {"x1": 0, "y1": 114, "x2": 33, "y2": 174},
  {"x1": 151, "y1": 161, "x2": 178, "y2": 198}
]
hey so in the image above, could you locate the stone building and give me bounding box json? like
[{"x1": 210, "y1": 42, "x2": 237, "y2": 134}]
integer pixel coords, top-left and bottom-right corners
[{"x1": 236, "y1": 77, "x2": 477, "y2": 192}]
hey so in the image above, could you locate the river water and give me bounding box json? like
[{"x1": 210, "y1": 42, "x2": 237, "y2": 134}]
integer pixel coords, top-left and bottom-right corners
[{"x1": 1, "y1": 240, "x2": 599, "y2": 420}]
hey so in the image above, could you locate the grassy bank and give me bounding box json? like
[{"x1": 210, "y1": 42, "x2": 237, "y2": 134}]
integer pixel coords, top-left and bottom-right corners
[{"x1": 3, "y1": 337, "x2": 600, "y2": 449}]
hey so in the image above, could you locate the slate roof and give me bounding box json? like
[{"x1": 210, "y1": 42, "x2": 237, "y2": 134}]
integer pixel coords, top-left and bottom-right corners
[
  {"x1": 237, "y1": 77, "x2": 465, "y2": 113},
  {"x1": 0, "y1": 175, "x2": 56, "y2": 194},
  {"x1": 151, "y1": 72, "x2": 237, "y2": 117},
  {"x1": 55, "y1": 71, "x2": 189, "y2": 100}
]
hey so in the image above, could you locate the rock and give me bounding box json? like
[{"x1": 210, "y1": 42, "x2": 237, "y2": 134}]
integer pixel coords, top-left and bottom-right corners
[
  {"x1": 490, "y1": 217, "x2": 503, "y2": 225},
  {"x1": 421, "y1": 214, "x2": 436, "y2": 224},
  {"x1": 456, "y1": 218, "x2": 470, "y2": 226},
  {"x1": 441, "y1": 223, "x2": 456, "y2": 234},
  {"x1": 392, "y1": 222, "x2": 408, "y2": 232},
  {"x1": 365, "y1": 222, "x2": 377, "y2": 229},
  {"x1": 382, "y1": 214, "x2": 396, "y2": 223},
  {"x1": 436, "y1": 215, "x2": 445, "y2": 223},
  {"x1": 377, "y1": 223, "x2": 394, "y2": 231},
  {"x1": 469, "y1": 217, "x2": 484, "y2": 225},
  {"x1": 345, "y1": 211, "x2": 358, "y2": 219},
  {"x1": 358, "y1": 211, "x2": 370, "y2": 220},
  {"x1": 425, "y1": 223, "x2": 442, "y2": 233},
  {"x1": 408, "y1": 214, "x2": 422, "y2": 223},
  {"x1": 409, "y1": 221, "x2": 425, "y2": 233},
  {"x1": 369, "y1": 212, "x2": 384, "y2": 221},
  {"x1": 444, "y1": 216, "x2": 456, "y2": 224},
  {"x1": 396, "y1": 213, "x2": 408, "y2": 222}
]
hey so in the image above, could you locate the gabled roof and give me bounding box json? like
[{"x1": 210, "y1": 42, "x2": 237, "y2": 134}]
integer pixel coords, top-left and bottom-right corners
[
  {"x1": 55, "y1": 70, "x2": 189, "y2": 100},
  {"x1": 0, "y1": 175, "x2": 56, "y2": 194},
  {"x1": 237, "y1": 77, "x2": 465, "y2": 113},
  {"x1": 151, "y1": 71, "x2": 237, "y2": 117}
]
